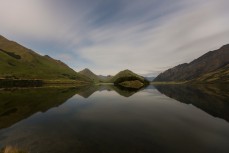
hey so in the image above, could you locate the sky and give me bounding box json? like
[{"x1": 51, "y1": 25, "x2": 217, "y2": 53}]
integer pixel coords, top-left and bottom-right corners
[{"x1": 0, "y1": 0, "x2": 229, "y2": 76}]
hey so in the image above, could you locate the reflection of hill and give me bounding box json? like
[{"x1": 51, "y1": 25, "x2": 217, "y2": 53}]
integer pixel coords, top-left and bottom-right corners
[
  {"x1": 74, "y1": 85, "x2": 140, "y2": 98},
  {"x1": 0, "y1": 85, "x2": 141, "y2": 129},
  {"x1": 74, "y1": 85, "x2": 100, "y2": 98},
  {"x1": 0, "y1": 87, "x2": 77, "y2": 129},
  {"x1": 111, "y1": 85, "x2": 141, "y2": 97},
  {"x1": 155, "y1": 85, "x2": 229, "y2": 122}
]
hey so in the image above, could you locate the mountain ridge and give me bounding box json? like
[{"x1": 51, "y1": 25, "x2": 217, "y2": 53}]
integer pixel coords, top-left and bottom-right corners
[
  {"x1": 0, "y1": 35, "x2": 90, "y2": 83},
  {"x1": 154, "y1": 44, "x2": 229, "y2": 82},
  {"x1": 79, "y1": 68, "x2": 100, "y2": 82}
]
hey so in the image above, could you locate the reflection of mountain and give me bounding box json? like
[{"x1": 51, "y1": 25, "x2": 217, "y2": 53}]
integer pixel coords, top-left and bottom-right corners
[
  {"x1": 155, "y1": 85, "x2": 229, "y2": 122},
  {"x1": 111, "y1": 85, "x2": 142, "y2": 97},
  {"x1": 0, "y1": 85, "x2": 141, "y2": 129},
  {"x1": 75, "y1": 85, "x2": 140, "y2": 98},
  {"x1": 0, "y1": 87, "x2": 77, "y2": 129},
  {"x1": 74, "y1": 85, "x2": 100, "y2": 98}
]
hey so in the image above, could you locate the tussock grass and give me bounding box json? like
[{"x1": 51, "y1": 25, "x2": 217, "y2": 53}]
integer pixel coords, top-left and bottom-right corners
[{"x1": 1, "y1": 146, "x2": 28, "y2": 153}]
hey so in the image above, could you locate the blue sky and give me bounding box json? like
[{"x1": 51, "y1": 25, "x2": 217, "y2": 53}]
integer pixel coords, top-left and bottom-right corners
[{"x1": 0, "y1": 0, "x2": 229, "y2": 76}]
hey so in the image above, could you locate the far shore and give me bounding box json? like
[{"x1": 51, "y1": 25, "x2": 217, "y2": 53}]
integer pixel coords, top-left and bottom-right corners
[
  {"x1": 0, "y1": 79, "x2": 91, "y2": 88},
  {"x1": 151, "y1": 81, "x2": 187, "y2": 85}
]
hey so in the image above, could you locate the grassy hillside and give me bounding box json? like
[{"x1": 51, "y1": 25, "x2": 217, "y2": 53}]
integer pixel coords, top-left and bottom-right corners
[
  {"x1": 79, "y1": 68, "x2": 99, "y2": 82},
  {"x1": 0, "y1": 35, "x2": 90, "y2": 82},
  {"x1": 191, "y1": 64, "x2": 229, "y2": 84},
  {"x1": 110, "y1": 69, "x2": 149, "y2": 88},
  {"x1": 110, "y1": 69, "x2": 144, "y2": 82}
]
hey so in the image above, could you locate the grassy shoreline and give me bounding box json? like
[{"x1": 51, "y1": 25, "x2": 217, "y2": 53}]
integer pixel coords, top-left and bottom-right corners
[
  {"x1": 151, "y1": 81, "x2": 228, "y2": 85},
  {"x1": 0, "y1": 78, "x2": 92, "y2": 88},
  {"x1": 151, "y1": 81, "x2": 188, "y2": 85}
]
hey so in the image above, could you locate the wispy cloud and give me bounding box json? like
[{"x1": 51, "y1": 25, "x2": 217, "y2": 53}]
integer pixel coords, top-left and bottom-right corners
[{"x1": 0, "y1": 0, "x2": 228, "y2": 76}]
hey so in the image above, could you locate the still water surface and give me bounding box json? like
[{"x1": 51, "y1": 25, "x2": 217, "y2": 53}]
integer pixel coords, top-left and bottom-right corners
[{"x1": 0, "y1": 85, "x2": 229, "y2": 153}]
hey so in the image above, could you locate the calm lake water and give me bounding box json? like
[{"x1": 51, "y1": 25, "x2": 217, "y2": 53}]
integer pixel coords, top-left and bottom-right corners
[{"x1": 0, "y1": 85, "x2": 229, "y2": 153}]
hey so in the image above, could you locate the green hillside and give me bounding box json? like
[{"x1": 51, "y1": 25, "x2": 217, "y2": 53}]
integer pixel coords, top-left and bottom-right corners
[
  {"x1": 110, "y1": 69, "x2": 149, "y2": 88},
  {"x1": 79, "y1": 68, "x2": 99, "y2": 82},
  {"x1": 0, "y1": 35, "x2": 90, "y2": 82}
]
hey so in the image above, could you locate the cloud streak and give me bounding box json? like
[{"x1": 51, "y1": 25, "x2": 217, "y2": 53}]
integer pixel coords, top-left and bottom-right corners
[{"x1": 0, "y1": 0, "x2": 228, "y2": 76}]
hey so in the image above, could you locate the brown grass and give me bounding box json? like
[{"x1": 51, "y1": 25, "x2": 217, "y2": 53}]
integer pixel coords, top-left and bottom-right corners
[{"x1": 1, "y1": 146, "x2": 28, "y2": 153}]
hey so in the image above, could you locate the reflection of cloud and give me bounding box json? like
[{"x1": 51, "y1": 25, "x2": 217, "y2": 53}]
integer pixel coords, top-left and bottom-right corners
[{"x1": 0, "y1": 0, "x2": 228, "y2": 76}]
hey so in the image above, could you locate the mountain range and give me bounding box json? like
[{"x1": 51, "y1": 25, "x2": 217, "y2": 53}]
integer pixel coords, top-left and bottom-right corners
[
  {"x1": 79, "y1": 68, "x2": 149, "y2": 88},
  {"x1": 145, "y1": 77, "x2": 155, "y2": 82},
  {"x1": 154, "y1": 44, "x2": 229, "y2": 83},
  {"x1": 0, "y1": 35, "x2": 228, "y2": 85},
  {"x1": 0, "y1": 35, "x2": 149, "y2": 88},
  {"x1": 79, "y1": 68, "x2": 112, "y2": 83}
]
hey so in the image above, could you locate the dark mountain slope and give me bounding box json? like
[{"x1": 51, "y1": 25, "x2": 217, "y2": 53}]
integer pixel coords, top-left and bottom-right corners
[{"x1": 154, "y1": 44, "x2": 229, "y2": 82}]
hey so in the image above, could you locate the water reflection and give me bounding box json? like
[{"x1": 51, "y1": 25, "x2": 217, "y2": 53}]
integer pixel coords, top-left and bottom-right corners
[
  {"x1": 74, "y1": 84, "x2": 140, "y2": 98},
  {"x1": 0, "y1": 85, "x2": 229, "y2": 153},
  {"x1": 154, "y1": 85, "x2": 229, "y2": 122},
  {"x1": 0, "y1": 87, "x2": 77, "y2": 129},
  {"x1": 0, "y1": 85, "x2": 140, "y2": 130}
]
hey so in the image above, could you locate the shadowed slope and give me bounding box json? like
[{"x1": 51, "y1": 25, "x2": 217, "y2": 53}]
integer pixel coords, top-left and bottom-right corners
[{"x1": 154, "y1": 44, "x2": 229, "y2": 82}]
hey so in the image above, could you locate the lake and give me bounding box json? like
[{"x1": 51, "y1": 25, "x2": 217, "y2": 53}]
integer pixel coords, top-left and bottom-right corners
[{"x1": 0, "y1": 84, "x2": 229, "y2": 153}]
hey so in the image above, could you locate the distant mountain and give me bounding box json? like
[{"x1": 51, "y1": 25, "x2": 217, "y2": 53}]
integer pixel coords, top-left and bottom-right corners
[
  {"x1": 0, "y1": 35, "x2": 90, "y2": 82},
  {"x1": 154, "y1": 44, "x2": 229, "y2": 82},
  {"x1": 145, "y1": 76, "x2": 155, "y2": 82},
  {"x1": 111, "y1": 69, "x2": 149, "y2": 89},
  {"x1": 79, "y1": 68, "x2": 113, "y2": 83},
  {"x1": 98, "y1": 75, "x2": 113, "y2": 82},
  {"x1": 79, "y1": 68, "x2": 100, "y2": 82}
]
